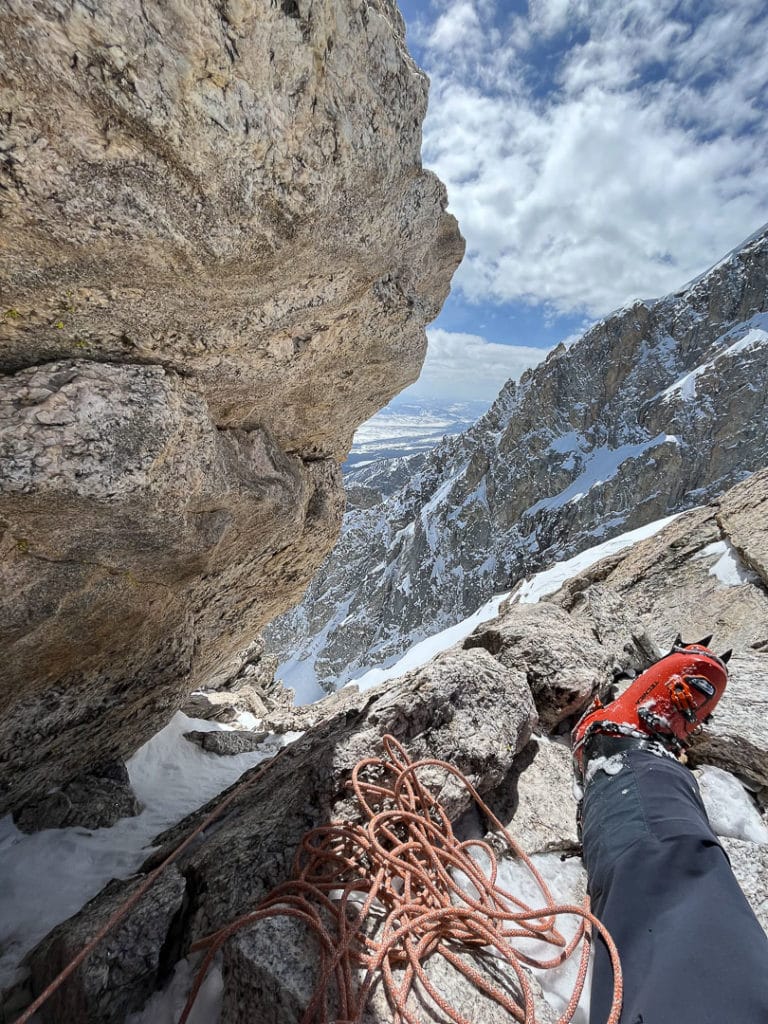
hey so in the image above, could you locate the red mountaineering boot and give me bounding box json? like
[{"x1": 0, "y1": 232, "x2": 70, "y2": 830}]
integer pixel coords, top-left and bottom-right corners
[{"x1": 571, "y1": 636, "x2": 731, "y2": 784}]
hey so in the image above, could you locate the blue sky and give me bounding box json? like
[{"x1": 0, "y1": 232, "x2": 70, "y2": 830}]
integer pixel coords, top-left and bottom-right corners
[{"x1": 394, "y1": 0, "x2": 768, "y2": 402}]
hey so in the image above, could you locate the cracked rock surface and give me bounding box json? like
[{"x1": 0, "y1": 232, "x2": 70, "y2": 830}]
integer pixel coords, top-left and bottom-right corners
[
  {"x1": 0, "y1": 0, "x2": 463, "y2": 815},
  {"x1": 16, "y1": 646, "x2": 538, "y2": 1021}
]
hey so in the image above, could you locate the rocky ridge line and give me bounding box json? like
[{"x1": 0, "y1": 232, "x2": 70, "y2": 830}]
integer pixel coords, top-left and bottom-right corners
[
  {"x1": 266, "y1": 224, "x2": 768, "y2": 691},
  {"x1": 7, "y1": 467, "x2": 767, "y2": 1022}
]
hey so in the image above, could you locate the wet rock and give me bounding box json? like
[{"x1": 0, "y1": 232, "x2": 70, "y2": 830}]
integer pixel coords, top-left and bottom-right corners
[{"x1": 12, "y1": 760, "x2": 141, "y2": 833}]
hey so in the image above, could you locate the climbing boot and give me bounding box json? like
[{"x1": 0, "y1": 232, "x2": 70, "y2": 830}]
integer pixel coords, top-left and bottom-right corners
[{"x1": 571, "y1": 637, "x2": 730, "y2": 784}]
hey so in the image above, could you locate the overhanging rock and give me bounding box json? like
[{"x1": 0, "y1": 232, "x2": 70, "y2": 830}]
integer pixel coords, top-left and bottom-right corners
[{"x1": 0, "y1": 0, "x2": 464, "y2": 815}]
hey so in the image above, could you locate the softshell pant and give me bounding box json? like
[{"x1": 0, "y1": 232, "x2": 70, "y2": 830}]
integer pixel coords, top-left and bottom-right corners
[{"x1": 581, "y1": 749, "x2": 768, "y2": 1024}]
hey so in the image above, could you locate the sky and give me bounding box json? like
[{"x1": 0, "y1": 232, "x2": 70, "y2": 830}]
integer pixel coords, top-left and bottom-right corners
[{"x1": 395, "y1": 0, "x2": 768, "y2": 403}]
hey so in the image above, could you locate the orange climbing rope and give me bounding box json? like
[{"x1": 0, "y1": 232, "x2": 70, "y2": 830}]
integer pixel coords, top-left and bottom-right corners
[
  {"x1": 14, "y1": 734, "x2": 622, "y2": 1024},
  {"x1": 180, "y1": 735, "x2": 623, "y2": 1024},
  {"x1": 11, "y1": 745, "x2": 293, "y2": 1024}
]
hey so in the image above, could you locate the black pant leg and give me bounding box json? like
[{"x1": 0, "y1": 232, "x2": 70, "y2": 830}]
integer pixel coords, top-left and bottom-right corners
[{"x1": 582, "y1": 750, "x2": 768, "y2": 1024}]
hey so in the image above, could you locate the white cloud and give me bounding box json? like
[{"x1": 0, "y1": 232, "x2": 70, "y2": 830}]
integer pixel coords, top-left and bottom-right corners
[
  {"x1": 428, "y1": 1, "x2": 483, "y2": 52},
  {"x1": 403, "y1": 328, "x2": 549, "y2": 402},
  {"x1": 419, "y1": 0, "x2": 768, "y2": 316}
]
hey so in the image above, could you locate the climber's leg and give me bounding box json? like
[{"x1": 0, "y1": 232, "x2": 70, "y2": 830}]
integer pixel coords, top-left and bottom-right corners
[{"x1": 582, "y1": 748, "x2": 768, "y2": 1024}]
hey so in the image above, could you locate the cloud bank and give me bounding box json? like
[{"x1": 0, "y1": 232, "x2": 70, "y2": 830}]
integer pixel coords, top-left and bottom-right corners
[
  {"x1": 416, "y1": 0, "x2": 768, "y2": 317},
  {"x1": 404, "y1": 328, "x2": 548, "y2": 401}
]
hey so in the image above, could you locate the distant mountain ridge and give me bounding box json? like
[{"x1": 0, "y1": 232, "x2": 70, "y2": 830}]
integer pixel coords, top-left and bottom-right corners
[
  {"x1": 266, "y1": 225, "x2": 768, "y2": 695},
  {"x1": 344, "y1": 399, "x2": 489, "y2": 472}
]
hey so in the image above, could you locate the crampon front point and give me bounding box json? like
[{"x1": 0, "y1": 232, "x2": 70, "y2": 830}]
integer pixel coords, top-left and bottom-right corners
[{"x1": 571, "y1": 636, "x2": 731, "y2": 781}]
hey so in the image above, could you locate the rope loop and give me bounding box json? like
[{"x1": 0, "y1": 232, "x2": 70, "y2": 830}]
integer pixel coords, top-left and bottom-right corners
[{"x1": 182, "y1": 735, "x2": 623, "y2": 1024}]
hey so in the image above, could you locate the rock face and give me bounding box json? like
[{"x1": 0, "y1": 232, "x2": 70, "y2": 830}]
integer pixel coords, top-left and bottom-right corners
[
  {"x1": 12, "y1": 759, "x2": 141, "y2": 834},
  {"x1": 0, "y1": 0, "x2": 463, "y2": 815},
  {"x1": 223, "y1": 913, "x2": 559, "y2": 1024},
  {"x1": 21, "y1": 870, "x2": 188, "y2": 1024},
  {"x1": 10, "y1": 470, "x2": 768, "y2": 1022},
  {"x1": 266, "y1": 225, "x2": 768, "y2": 691}
]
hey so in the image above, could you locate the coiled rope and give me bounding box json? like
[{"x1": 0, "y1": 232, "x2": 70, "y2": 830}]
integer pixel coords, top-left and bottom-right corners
[{"x1": 179, "y1": 734, "x2": 623, "y2": 1024}]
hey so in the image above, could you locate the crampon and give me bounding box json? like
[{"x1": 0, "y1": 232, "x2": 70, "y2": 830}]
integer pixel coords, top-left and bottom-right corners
[{"x1": 571, "y1": 635, "x2": 731, "y2": 783}]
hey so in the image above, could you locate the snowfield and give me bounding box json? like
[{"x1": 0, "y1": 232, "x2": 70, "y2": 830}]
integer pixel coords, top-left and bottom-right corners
[{"x1": 0, "y1": 714, "x2": 299, "y2": 992}]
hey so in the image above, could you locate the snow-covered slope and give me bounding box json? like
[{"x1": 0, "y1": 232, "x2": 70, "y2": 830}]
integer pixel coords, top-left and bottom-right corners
[
  {"x1": 266, "y1": 225, "x2": 768, "y2": 693},
  {"x1": 347, "y1": 512, "x2": 683, "y2": 695},
  {"x1": 344, "y1": 399, "x2": 488, "y2": 473},
  {"x1": 0, "y1": 715, "x2": 299, "y2": 990}
]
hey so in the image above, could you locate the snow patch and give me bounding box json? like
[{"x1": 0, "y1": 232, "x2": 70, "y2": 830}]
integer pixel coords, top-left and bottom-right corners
[
  {"x1": 660, "y1": 315, "x2": 768, "y2": 402},
  {"x1": 0, "y1": 713, "x2": 297, "y2": 989},
  {"x1": 549, "y1": 430, "x2": 585, "y2": 454},
  {"x1": 696, "y1": 766, "x2": 768, "y2": 845},
  {"x1": 514, "y1": 512, "x2": 683, "y2": 604},
  {"x1": 525, "y1": 434, "x2": 677, "y2": 516},
  {"x1": 277, "y1": 596, "x2": 354, "y2": 704},
  {"x1": 693, "y1": 539, "x2": 760, "y2": 587},
  {"x1": 454, "y1": 850, "x2": 592, "y2": 1023},
  {"x1": 349, "y1": 591, "x2": 511, "y2": 692},
  {"x1": 584, "y1": 753, "x2": 626, "y2": 785},
  {"x1": 127, "y1": 956, "x2": 223, "y2": 1024}
]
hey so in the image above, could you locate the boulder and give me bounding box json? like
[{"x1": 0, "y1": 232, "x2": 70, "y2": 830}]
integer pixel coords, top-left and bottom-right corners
[
  {"x1": 12, "y1": 760, "x2": 141, "y2": 833},
  {"x1": 0, "y1": 0, "x2": 463, "y2": 815},
  {"x1": 222, "y1": 911, "x2": 558, "y2": 1024},
  {"x1": 181, "y1": 691, "x2": 259, "y2": 726},
  {"x1": 463, "y1": 603, "x2": 605, "y2": 729},
  {"x1": 5, "y1": 870, "x2": 187, "y2": 1024},
  {"x1": 0, "y1": 362, "x2": 343, "y2": 813},
  {"x1": 208, "y1": 636, "x2": 281, "y2": 695},
  {"x1": 183, "y1": 729, "x2": 272, "y2": 756}
]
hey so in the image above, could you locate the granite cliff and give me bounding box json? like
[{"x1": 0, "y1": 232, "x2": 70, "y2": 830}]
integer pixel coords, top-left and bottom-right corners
[{"x1": 0, "y1": 0, "x2": 463, "y2": 816}]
